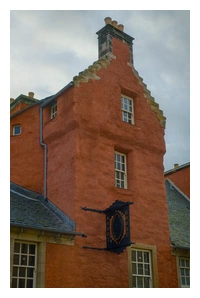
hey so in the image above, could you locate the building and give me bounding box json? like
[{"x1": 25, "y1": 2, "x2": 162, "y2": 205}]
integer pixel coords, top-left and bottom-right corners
[
  {"x1": 164, "y1": 162, "x2": 190, "y2": 199},
  {"x1": 10, "y1": 17, "x2": 189, "y2": 288}
]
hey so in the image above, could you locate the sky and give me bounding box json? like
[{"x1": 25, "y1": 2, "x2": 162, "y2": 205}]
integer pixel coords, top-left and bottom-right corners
[{"x1": 10, "y1": 10, "x2": 190, "y2": 171}]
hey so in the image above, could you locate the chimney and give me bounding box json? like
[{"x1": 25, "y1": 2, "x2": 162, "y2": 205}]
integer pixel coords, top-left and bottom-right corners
[
  {"x1": 10, "y1": 98, "x2": 14, "y2": 103},
  {"x1": 28, "y1": 92, "x2": 34, "y2": 98},
  {"x1": 174, "y1": 163, "x2": 179, "y2": 169},
  {"x1": 96, "y1": 17, "x2": 134, "y2": 64}
]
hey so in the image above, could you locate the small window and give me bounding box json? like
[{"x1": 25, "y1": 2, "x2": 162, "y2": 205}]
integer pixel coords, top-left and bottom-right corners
[
  {"x1": 51, "y1": 104, "x2": 57, "y2": 119},
  {"x1": 115, "y1": 152, "x2": 127, "y2": 189},
  {"x1": 13, "y1": 125, "x2": 21, "y2": 135},
  {"x1": 131, "y1": 249, "x2": 153, "y2": 288},
  {"x1": 121, "y1": 95, "x2": 134, "y2": 124},
  {"x1": 12, "y1": 241, "x2": 37, "y2": 288},
  {"x1": 179, "y1": 258, "x2": 190, "y2": 287}
]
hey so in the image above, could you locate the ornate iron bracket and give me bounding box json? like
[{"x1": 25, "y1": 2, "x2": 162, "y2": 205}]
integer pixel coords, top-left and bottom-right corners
[{"x1": 81, "y1": 200, "x2": 134, "y2": 254}]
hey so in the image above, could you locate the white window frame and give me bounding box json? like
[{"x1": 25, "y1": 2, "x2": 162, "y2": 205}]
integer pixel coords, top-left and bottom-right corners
[
  {"x1": 13, "y1": 125, "x2": 21, "y2": 135},
  {"x1": 11, "y1": 241, "x2": 37, "y2": 288},
  {"x1": 179, "y1": 257, "x2": 190, "y2": 288},
  {"x1": 131, "y1": 248, "x2": 153, "y2": 288},
  {"x1": 114, "y1": 151, "x2": 127, "y2": 189},
  {"x1": 51, "y1": 104, "x2": 57, "y2": 119},
  {"x1": 121, "y1": 95, "x2": 134, "y2": 124}
]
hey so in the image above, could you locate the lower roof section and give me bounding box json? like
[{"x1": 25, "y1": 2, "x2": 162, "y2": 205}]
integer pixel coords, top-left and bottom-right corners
[{"x1": 10, "y1": 182, "x2": 86, "y2": 238}]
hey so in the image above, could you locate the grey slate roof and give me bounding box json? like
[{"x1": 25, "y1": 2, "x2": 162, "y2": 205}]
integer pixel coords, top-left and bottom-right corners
[
  {"x1": 165, "y1": 178, "x2": 190, "y2": 249},
  {"x1": 10, "y1": 182, "x2": 85, "y2": 237}
]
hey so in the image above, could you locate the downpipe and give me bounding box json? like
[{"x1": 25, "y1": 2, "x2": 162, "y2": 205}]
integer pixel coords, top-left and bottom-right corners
[{"x1": 40, "y1": 107, "x2": 48, "y2": 201}]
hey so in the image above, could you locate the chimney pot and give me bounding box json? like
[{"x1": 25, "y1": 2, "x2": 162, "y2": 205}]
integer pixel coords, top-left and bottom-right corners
[
  {"x1": 104, "y1": 17, "x2": 112, "y2": 25},
  {"x1": 111, "y1": 20, "x2": 118, "y2": 27},
  {"x1": 117, "y1": 24, "x2": 124, "y2": 31},
  {"x1": 174, "y1": 163, "x2": 179, "y2": 168},
  {"x1": 28, "y1": 92, "x2": 34, "y2": 98},
  {"x1": 10, "y1": 98, "x2": 14, "y2": 103}
]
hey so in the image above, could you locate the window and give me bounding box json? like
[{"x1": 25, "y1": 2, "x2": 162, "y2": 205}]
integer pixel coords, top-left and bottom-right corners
[
  {"x1": 115, "y1": 152, "x2": 127, "y2": 189},
  {"x1": 121, "y1": 95, "x2": 134, "y2": 124},
  {"x1": 179, "y1": 258, "x2": 190, "y2": 287},
  {"x1": 12, "y1": 241, "x2": 37, "y2": 288},
  {"x1": 13, "y1": 125, "x2": 21, "y2": 135},
  {"x1": 51, "y1": 104, "x2": 57, "y2": 119},
  {"x1": 131, "y1": 249, "x2": 153, "y2": 288}
]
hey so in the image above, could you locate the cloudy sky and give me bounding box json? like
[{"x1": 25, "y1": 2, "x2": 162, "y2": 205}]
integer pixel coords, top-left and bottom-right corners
[{"x1": 10, "y1": 10, "x2": 190, "y2": 171}]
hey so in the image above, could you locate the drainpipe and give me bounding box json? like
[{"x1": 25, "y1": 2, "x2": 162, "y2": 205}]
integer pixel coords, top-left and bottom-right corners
[
  {"x1": 40, "y1": 106, "x2": 48, "y2": 201},
  {"x1": 39, "y1": 81, "x2": 73, "y2": 201}
]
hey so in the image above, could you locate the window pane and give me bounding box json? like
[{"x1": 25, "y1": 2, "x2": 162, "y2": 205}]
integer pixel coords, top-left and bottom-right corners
[
  {"x1": 29, "y1": 244, "x2": 36, "y2": 255},
  {"x1": 27, "y1": 268, "x2": 34, "y2": 278},
  {"x1": 21, "y1": 255, "x2": 27, "y2": 266},
  {"x1": 180, "y1": 259, "x2": 185, "y2": 267},
  {"x1": 29, "y1": 256, "x2": 35, "y2": 266},
  {"x1": 144, "y1": 277, "x2": 150, "y2": 288},
  {"x1": 144, "y1": 252, "x2": 149, "y2": 263},
  {"x1": 144, "y1": 264, "x2": 150, "y2": 275},
  {"x1": 186, "y1": 260, "x2": 189, "y2": 267},
  {"x1": 181, "y1": 268, "x2": 185, "y2": 276},
  {"x1": 137, "y1": 277, "x2": 143, "y2": 288},
  {"x1": 132, "y1": 250, "x2": 136, "y2": 262},
  {"x1": 19, "y1": 279, "x2": 25, "y2": 288},
  {"x1": 186, "y1": 277, "x2": 190, "y2": 286},
  {"x1": 132, "y1": 262, "x2": 137, "y2": 274},
  {"x1": 132, "y1": 276, "x2": 136, "y2": 288},
  {"x1": 137, "y1": 251, "x2": 143, "y2": 262},
  {"x1": 12, "y1": 278, "x2": 17, "y2": 288},
  {"x1": 138, "y1": 263, "x2": 143, "y2": 275},
  {"x1": 19, "y1": 267, "x2": 26, "y2": 277},
  {"x1": 14, "y1": 242, "x2": 20, "y2": 253},
  {"x1": 27, "y1": 279, "x2": 33, "y2": 288},
  {"x1": 14, "y1": 126, "x2": 21, "y2": 135},
  {"x1": 21, "y1": 243, "x2": 28, "y2": 254},
  {"x1": 12, "y1": 267, "x2": 18, "y2": 277},
  {"x1": 181, "y1": 277, "x2": 185, "y2": 285},
  {"x1": 185, "y1": 269, "x2": 189, "y2": 277},
  {"x1": 13, "y1": 254, "x2": 19, "y2": 265}
]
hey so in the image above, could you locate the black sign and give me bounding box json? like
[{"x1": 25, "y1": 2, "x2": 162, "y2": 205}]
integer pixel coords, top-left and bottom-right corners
[
  {"x1": 105, "y1": 200, "x2": 133, "y2": 254},
  {"x1": 81, "y1": 200, "x2": 133, "y2": 254}
]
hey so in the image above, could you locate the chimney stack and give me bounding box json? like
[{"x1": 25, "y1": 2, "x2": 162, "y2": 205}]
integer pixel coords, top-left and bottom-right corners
[
  {"x1": 96, "y1": 17, "x2": 134, "y2": 64},
  {"x1": 28, "y1": 92, "x2": 34, "y2": 98},
  {"x1": 174, "y1": 163, "x2": 179, "y2": 169},
  {"x1": 10, "y1": 98, "x2": 14, "y2": 103}
]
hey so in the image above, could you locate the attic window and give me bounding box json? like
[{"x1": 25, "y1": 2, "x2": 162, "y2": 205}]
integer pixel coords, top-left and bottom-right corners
[
  {"x1": 121, "y1": 95, "x2": 134, "y2": 124},
  {"x1": 51, "y1": 104, "x2": 57, "y2": 119},
  {"x1": 13, "y1": 125, "x2": 21, "y2": 135}
]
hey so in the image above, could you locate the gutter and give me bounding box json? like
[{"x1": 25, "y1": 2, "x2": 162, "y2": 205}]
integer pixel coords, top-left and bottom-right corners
[{"x1": 10, "y1": 223, "x2": 87, "y2": 238}]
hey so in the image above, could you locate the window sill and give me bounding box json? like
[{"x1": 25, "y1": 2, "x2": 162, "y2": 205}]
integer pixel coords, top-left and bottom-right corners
[{"x1": 112, "y1": 186, "x2": 135, "y2": 197}]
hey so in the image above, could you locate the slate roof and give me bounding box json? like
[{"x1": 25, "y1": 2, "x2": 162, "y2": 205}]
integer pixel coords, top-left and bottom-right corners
[
  {"x1": 10, "y1": 182, "x2": 85, "y2": 237},
  {"x1": 165, "y1": 178, "x2": 190, "y2": 249}
]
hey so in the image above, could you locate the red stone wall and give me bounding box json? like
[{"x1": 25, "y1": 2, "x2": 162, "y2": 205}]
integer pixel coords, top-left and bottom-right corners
[
  {"x1": 10, "y1": 105, "x2": 44, "y2": 193},
  {"x1": 165, "y1": 166, "x2": 190, "y2": 198},
  {"x1": 10, "y1": 102, "x2": 30, "y2": 115}
]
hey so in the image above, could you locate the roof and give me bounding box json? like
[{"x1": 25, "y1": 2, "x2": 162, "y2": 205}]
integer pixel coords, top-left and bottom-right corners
[
  {"x1": 164, "y1": 162, "x2": 190, "y2": 176},
  {"x1": 165, "y1": 178, "x2": 190, "y2": 249},
  {"x1": 10, "y1": 182, "x2": 85, "y2": 237}
]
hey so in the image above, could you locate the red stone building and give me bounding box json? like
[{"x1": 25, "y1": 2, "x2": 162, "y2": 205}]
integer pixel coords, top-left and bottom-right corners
[
  {"x1": 164, "y1": 163, "x2": 190, "y2": 199},
  {"x1": 10, "y1": 18, "x2": 190, "y2": 288}
]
